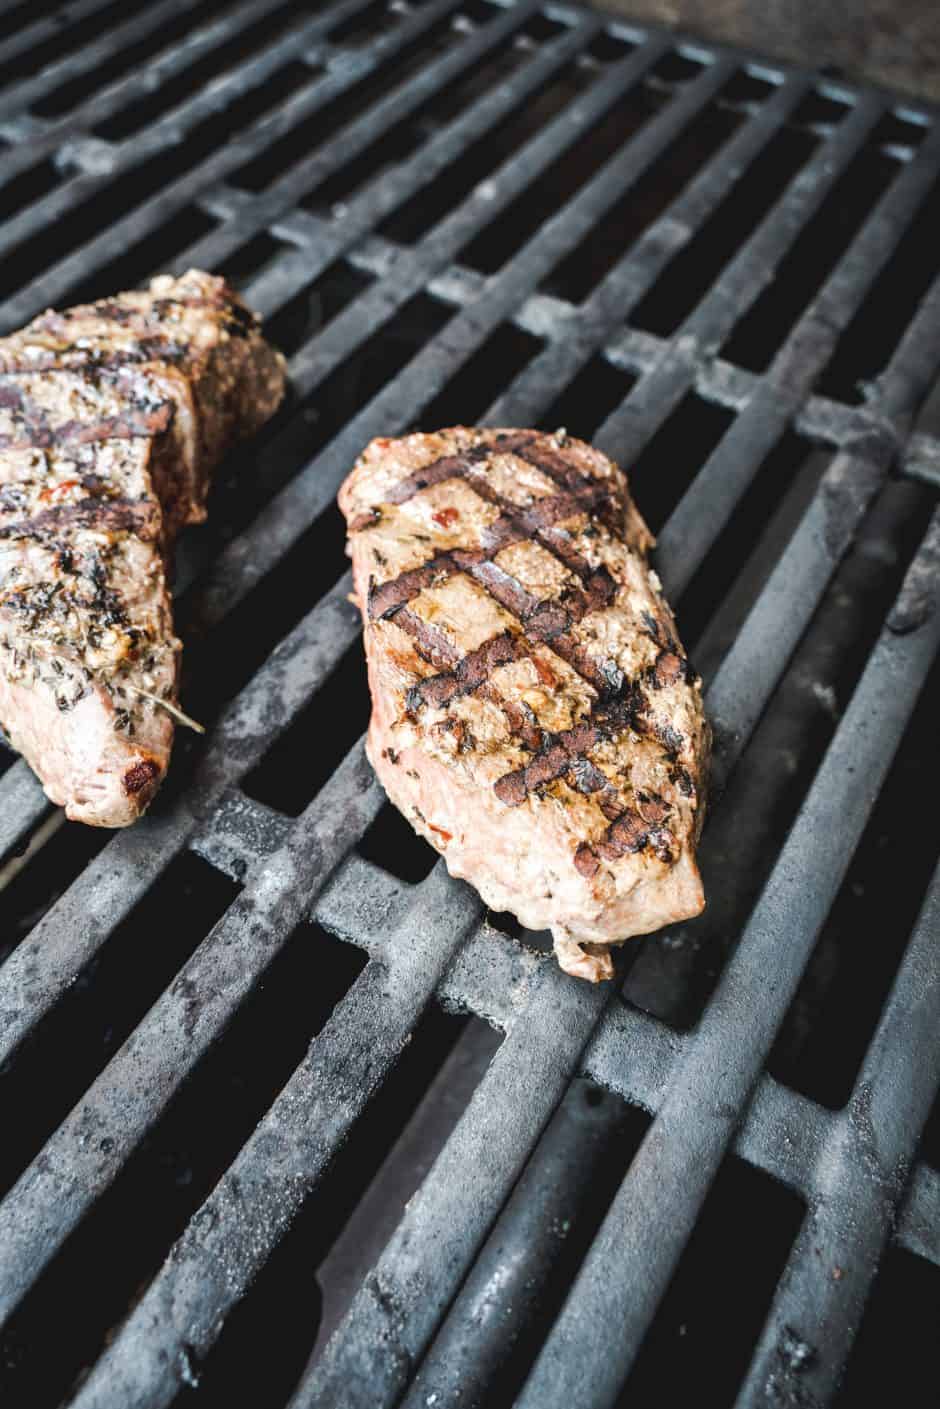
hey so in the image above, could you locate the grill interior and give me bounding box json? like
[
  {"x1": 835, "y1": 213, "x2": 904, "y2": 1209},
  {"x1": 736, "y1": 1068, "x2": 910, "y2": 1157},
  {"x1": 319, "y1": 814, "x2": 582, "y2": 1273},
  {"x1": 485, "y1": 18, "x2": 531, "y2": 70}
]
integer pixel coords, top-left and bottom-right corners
[{"x1": 0, "y1": 1, "x2": 939, "y2": 1406}]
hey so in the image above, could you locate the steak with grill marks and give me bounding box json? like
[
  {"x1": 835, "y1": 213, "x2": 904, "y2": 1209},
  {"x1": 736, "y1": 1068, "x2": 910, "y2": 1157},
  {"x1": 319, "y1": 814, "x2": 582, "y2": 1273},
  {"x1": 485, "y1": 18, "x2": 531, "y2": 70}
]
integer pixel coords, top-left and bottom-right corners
[
  {"x1": 341, "y1": 427, "x2": 710, "y2": 981},
  {"x1": 0, "y1": 271, "x2": 285, "y2": 826}
]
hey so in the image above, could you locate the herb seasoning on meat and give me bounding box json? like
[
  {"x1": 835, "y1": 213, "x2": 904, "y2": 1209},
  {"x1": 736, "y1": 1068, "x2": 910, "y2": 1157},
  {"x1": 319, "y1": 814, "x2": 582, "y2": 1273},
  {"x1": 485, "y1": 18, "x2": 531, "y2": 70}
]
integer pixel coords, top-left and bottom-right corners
[
  {"x1": 0, "y1": 270, "x2": 285, "y2": 826},
  {"x1": 341, "y1": 427, "x2": 710, "y2": 981}
]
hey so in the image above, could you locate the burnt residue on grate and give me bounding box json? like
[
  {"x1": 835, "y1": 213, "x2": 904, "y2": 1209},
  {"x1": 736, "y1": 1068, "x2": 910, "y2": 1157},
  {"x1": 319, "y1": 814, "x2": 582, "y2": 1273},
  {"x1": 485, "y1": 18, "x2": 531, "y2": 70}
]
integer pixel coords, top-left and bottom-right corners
[{"x1": 0, "y1": 2, "x2": 937, "y2": 1408}]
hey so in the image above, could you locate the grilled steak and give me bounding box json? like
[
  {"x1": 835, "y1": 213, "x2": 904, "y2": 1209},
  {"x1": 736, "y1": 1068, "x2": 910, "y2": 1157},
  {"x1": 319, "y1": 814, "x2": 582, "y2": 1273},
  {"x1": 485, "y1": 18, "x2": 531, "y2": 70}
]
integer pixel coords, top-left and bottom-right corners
[
  {"x1": 0, "y1": 271, "x2": 285, "y2": 826},
  {"x1": 341, "y1": 427, "x2": 710, "y2": 981}
]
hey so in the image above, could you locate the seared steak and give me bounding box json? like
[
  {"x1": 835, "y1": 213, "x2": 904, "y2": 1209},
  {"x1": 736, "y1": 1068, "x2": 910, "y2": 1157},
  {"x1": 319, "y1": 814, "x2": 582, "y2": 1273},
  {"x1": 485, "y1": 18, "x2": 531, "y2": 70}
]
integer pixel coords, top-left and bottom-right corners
[
  {"x1": 0, "y1": 272, "x2": 285, "y2": 826},
  {"x1": 341, "y1": 427, "x2": 710, "y2": 981}
]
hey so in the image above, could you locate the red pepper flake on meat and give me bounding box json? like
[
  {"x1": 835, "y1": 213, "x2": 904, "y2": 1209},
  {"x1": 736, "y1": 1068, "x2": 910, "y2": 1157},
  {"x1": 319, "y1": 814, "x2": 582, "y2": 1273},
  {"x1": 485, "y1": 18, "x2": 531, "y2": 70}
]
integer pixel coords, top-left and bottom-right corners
[
  {"x1": 428, "y1": 822, "x2": 452, "y2": 844},
  {"x1": 432, "y1": 506, "x2": 460, "y2": 528},
  {"x1": 38, "y1": 479, "x2": 81, "y2": 503},
  {"x1": 532, "y1": 654, "x2": 557, "y2": 688}
]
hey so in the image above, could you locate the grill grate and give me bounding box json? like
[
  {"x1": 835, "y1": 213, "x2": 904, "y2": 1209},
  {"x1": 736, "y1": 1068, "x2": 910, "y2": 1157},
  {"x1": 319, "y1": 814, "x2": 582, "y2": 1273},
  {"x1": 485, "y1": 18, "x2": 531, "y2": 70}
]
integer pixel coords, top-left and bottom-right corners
[{"x1": 0, "y1": 0, "x2": 939, "y2": 1405}]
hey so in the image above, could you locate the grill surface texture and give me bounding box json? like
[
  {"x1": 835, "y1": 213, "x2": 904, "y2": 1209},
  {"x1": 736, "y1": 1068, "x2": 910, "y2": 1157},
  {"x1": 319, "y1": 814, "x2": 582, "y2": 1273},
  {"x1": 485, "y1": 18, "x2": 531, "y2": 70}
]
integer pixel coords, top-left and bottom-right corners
[{"x1": 0, "y1": 2, "x2": 938, "y2": 1407}]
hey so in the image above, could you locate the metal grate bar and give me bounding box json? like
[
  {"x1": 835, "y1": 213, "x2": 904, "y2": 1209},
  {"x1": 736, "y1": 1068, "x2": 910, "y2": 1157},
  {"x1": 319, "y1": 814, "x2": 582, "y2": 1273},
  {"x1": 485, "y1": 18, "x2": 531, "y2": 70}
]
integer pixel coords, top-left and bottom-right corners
[
  {"x1": 180, "y1": 0, "x2": 565, "y2": 282},
  {"x1": 0, "y1": 4, "x2": 937, "y2": 1403},
  {"x1": 314, "y1": 857, "x2": 940, "y2": 1278},
  {"x1": 232, "y1": 7, "x2": 601, "y2": 318},
  {"x1": 516, "y1": 506, "x2": 940, "y2": 1409},
  {"x1": 0, "y1": 25, "x2": 676, "y2": 1038},
  {"x1": 0, "y1": 0, "x2": 298, "y2": 166},
  {"x1": 0, "y1": 0, "x2": 375, "y2": 264},
  {"x1": 293, "y1": 951, "x2": 613, "y2": 1409},
  {"x1": 483, "y1": 69, "x2": 815, "y2": 426},
  {"x1": 0, "y1": 743, "x2": 383, "y2": 1326},
  {"x1": 69, "y1": 863, "x2": 483, "y2": 1409},
  {"x1": 0, "y1": 575, "x2": 360, "y2": 1071},
  {"x1": 0, "y1": 0, "x2": 212, "y2": 124},
  {"x1": 226, "y1": 6, "x2": 600, "y2": 319},
  {"x1": 736, "y1": 859, "x2": 940, "y2": 1406},
  {"x1": 0, "y1": 766, "x2": 47, "y2": 867},
  {"x1": 0, "y1": 0, "x2": 120, "y2": 84},
  {"x1": 185, "y1": 40, "x2": 736, "y2": 635},
  {"x1": 900, "y1": 1166, "x2": 940, "y2": 1265},
  {"x1": 345, "y1": 228, "x2": 940, "y2": 474},
  {"x1": 693, "y1": 267, "x2": 940, "y2": 787},
  {"x1": 0, "y1": 0, "x2": 462, "y2": 331},
  {"x1": 656, "y1": 119, "x2": 940, "y2": 598},
  {"x1": 591, "y1": 89, "x2": 888, "y2": 465},
  {"x1": 203, "y1": 827, "x2": 940, "y2": 1270}
]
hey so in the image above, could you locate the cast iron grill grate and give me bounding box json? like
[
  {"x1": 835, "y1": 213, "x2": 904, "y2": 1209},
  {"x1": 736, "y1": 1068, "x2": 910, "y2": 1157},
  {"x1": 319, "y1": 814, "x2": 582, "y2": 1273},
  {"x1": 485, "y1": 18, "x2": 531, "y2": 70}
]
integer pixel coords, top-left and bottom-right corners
[{"x1": 0, "y1": 0, "x2": 938, "y2": 1405}]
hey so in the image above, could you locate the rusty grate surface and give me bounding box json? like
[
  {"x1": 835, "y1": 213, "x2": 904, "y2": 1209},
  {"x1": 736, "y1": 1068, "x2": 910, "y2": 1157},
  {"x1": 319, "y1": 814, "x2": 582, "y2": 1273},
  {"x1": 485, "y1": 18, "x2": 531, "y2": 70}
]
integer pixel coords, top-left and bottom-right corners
[{"x1": 0, "y1": 0, "x2": 938, "y2": 1405}]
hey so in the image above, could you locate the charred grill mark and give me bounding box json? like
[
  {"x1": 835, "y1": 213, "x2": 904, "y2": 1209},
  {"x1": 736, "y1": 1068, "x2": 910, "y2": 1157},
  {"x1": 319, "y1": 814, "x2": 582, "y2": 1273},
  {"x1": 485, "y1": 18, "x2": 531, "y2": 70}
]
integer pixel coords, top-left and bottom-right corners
[
  {"x1": 0, "y1": 337, "x2": 189, "y2": 375},
  {"x1": 0, "y1": 493, "x2": 160, "y2": 544},
  {"x1": 655, "y1": 721, "x2": 685, "y2": 756},
  {"x1": 459, "y1": 555, "x2": 537, "y2": 617},
  {"x1": 0, "y1": 403, "x2": 173, "y2": 451},
  {"x1": 370, "y1": 433, "x2": 612, "y2": 586},
  {"x1": 369, "y1": 554, "x2": 454, "y2": 619},
  {"x1": 384, "y1": 449, "x2": 486, "y2": 504},
  {"x1": 636, "y1": 791, "x2": 671, "y2": 825},
  {"x1": 406, "y1": 630, "x2": 525, "y2": 711},
  {"x1": 492, "y1": 682, "x2": 646, "y2": 807},
  {"x1": 381, "y1": 557, "x2": 618, "y2": 720},
  {"x1": 574, "y1": 844, "x2": 600, "y2": 878},
  {"x1": 575, "y1": 789, "x2": 677, "y2": 878},
  {"x1": 511, "y1": 441, "x2": 593, "y2": 493},
  {"x1": 396, "y1": 619, "x2": 546, "y2": 751},
  {"x1": 350, "y1": 507, "x2": 382, "y2": 533},
  {"x1": 365, "y1": 433, "x2": 697, "y2": 878},
  {"x1": 652, "y1": 650, "x2": 684, "y2": 688},
  {"x1": 392, "y1": 606, "x2": 461, "y2": 672},
  {"x1": 494, "y1": 719, "x2": 600, "y2": 807},
  {"x1": 367, "y1": 483, "x2": 616, "y2": 625},
  {"x1": 381, "y1": 432, "x2": 537, "y2": 505},
  {"x1": 568, "y1": 757, "x2": 622, "y2": 820},
  {"x1": 84, "y1": 302, "x2": 136, "y2": 326},
  {"x1": 670, "y1": 763, "x2": 696, "y2": 798}
]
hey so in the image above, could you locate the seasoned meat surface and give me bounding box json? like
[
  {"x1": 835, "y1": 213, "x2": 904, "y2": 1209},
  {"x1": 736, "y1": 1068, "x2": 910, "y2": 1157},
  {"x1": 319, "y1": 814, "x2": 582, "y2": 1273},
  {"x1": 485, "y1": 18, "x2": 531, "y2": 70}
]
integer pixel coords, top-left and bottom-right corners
[
  {"x1": 0, "y1": 271, "x2": 285, "y2": 825},
  {"x1": 341, "y1": 427, "x2": 710, "y2": 981}
]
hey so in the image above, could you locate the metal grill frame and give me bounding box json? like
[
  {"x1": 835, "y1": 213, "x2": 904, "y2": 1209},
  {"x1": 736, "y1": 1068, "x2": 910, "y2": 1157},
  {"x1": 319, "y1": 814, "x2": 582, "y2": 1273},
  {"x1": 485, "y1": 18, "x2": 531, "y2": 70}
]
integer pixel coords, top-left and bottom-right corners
[{"x1": 0, "y1": 0, "x2": 938, "y2": 1405}]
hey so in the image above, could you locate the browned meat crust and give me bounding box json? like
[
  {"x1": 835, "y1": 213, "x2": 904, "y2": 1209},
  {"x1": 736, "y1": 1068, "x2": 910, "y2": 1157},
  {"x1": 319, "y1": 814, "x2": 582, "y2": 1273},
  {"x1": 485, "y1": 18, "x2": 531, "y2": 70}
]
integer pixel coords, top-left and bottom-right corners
[
  {"x1": 0, "y1": 271, "x2": 286, "y2": 826},
  {"x1": 341, "y1": 427, "x2": 710, "y2": 981}
]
